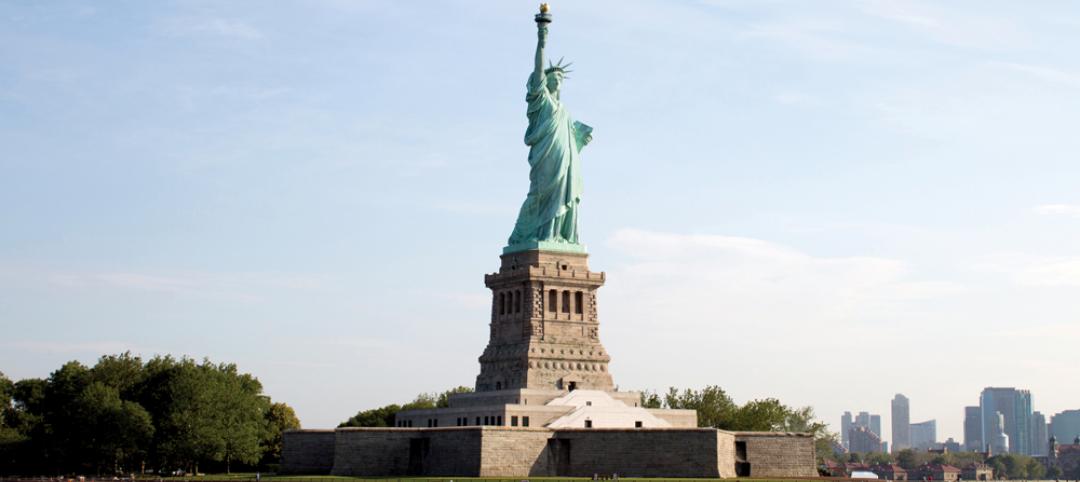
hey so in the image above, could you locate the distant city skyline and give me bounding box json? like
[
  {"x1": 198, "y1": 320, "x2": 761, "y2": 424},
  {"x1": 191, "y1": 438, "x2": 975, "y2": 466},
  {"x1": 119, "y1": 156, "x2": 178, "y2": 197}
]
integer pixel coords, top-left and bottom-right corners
[{"x1": 842, "y1": 389, "x2": 1077, "y2": 455}]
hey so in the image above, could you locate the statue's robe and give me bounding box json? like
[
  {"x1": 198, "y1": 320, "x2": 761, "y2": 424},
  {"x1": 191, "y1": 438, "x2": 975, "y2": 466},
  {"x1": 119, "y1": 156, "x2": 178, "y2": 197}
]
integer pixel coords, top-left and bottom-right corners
[{"x1": 508, "y1": 71, "x2": 592, "y2": 246}]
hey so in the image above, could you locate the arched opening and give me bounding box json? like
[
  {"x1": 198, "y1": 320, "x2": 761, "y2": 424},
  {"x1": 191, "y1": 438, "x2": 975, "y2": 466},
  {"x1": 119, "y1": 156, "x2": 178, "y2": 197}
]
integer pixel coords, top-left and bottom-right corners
[
  {"x1": 562, "y1": 290, "x2": 571, "y2": 313},
  {"x1": 548, "y1": 289, "x2": 557, "y2": 312},
  {"x1": 514, "y1": 290, "x2": 522, "y2": 313},
  {"x1": 498, "y1": 293, "x2": 505, "y2": 315},
  {"x1": 575, "y1": 291, "x2": 584, "y2": 314}
]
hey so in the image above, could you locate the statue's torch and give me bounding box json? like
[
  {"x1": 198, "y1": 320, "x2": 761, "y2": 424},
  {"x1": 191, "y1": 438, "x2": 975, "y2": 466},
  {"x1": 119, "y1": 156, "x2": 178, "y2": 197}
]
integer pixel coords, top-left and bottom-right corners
[{"x1": 535, "y1": 3, "x2": 552, "y2": 25}]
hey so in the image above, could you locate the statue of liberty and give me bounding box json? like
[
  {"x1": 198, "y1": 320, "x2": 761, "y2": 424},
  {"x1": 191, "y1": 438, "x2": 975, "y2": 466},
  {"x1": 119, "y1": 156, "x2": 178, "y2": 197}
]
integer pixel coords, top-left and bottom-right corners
[{"x1": 506, "y1": 4, "x2": 593, "y2": 254}]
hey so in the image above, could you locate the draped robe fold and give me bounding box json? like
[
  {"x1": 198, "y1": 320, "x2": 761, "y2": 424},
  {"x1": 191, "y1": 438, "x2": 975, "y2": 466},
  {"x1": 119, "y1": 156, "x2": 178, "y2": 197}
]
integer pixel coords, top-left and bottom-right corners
[{"x1": 508, "y1": 71, "x2": 592, "y2": 247}]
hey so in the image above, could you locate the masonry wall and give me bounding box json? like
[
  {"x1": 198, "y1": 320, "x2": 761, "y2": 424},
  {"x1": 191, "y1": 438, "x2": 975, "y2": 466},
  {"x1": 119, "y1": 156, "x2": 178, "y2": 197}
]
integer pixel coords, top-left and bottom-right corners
[
  {"x1": 716, "y1": 429, "x2": 738, "y2": 478},
  {"x1": 552, "y1": 428, "x2": 725, "y2": 478},
  {"x1": 280, "y1": 430, "x2": 335, "y2": 475},
  {"x1": 736, "y1": 432, "x2": 818, "y2": 477},
  {"x1": 331, "y1": 428, "x2": 415, "y2": 476},
  {"x1": 479, "y1": 428, "x2": 555, "y2": 476}
]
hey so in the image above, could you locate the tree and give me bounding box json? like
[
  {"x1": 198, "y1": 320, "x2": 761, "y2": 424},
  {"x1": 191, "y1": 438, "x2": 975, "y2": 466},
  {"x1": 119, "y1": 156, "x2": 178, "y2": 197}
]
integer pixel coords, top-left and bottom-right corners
[
  {"x1": 663, "y1": 386, "x2": 738, "y2": 430},
  {"x1": 73, "y1": 382, "x2": 153, "y2": 474},
  {"x1": 732, "y1": 398, "x2": 788, "y2": 431},
  {"x1": 639, "y1": 390, "x2": 662, "y2": 409},
  {"x1": 896, "y1": 449, "x2": 918, "y2": 470},
  {"x1": 339, "y1": 404, "x2": 401, "y2": 428},
  {"x1": 435, "y1": 386, "x2": 473, "y2": 408},
  {"x1": 263, "y1": 402, "x2": 301, "y2": 465}
]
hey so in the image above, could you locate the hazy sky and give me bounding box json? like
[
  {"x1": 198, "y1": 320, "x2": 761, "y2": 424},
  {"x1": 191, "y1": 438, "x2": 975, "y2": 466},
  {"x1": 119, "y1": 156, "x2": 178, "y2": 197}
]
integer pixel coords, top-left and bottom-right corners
[{"x1": 3, "y1": 0, "x2": 1080, "y2": 442}]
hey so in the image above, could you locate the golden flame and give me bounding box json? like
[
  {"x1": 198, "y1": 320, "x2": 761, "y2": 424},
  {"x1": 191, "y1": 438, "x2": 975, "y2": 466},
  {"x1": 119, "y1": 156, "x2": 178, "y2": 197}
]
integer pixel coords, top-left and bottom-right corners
[{"x1": 539, "y1": 3, "x2": 550, "y2": 14}]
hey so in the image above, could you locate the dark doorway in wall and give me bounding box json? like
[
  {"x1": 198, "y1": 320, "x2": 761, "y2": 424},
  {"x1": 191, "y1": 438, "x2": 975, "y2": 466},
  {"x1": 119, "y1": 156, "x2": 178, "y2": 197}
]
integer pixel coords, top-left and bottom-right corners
[
  {"x1": 548, "y1": 438, "x2": 571, "y2": 475},
  {"x1": 568, "y1": 381, "x2": 577, "y2": 391},
  {"x1": 735, "y1": 441, "x2": 750, "y2": 477},
  {"x1": 407, "y1": 437, "x2": 430, "y2": 475}
]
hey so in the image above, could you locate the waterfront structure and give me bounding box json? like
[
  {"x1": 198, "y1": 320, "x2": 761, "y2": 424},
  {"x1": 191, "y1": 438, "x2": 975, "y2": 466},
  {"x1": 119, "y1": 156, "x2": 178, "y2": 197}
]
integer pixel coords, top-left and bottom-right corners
[
  {"x1": 892, "y1": 394, "x2": 911, "y2": 451},
  {"x1": 1048, "y1": 436, "x2": 1080, "y2": 478},
  {"x1": 964, "y1": 406, "x2": 982, "y2": 451},
  {"x1": 913, "y1": 464, "x2": 961, "y2": 482},
  {"x1": 980, "y1": 387, "x2": 1033, "y2": 454},
  {"x1": 962, "y1": 463, "x2": 993, "y2": 481},
  {"x1": 279, "y1": 5, "x2": 816, "y2": 478},
  {"x1": 910, "y1": 419, "x2": 937, "y2": 450}
]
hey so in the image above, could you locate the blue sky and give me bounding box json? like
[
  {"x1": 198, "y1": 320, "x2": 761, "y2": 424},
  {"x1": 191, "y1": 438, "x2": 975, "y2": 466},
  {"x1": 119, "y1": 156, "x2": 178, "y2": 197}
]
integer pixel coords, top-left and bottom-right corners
[{"x1": 3, "y1": 0, "x2": 1080, "y2": 442}]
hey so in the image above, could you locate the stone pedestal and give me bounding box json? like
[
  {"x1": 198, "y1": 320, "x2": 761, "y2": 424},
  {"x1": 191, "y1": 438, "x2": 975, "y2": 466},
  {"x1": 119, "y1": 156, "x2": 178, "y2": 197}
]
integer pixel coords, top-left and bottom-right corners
[{"x1": 476, "y1": 250, "x2": 613, "y2": 392}]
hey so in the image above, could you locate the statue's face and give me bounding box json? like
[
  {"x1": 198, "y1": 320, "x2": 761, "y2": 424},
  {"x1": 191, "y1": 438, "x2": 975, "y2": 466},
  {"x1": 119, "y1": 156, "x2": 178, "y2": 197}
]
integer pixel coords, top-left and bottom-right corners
[{"x1": 546, "y1": 72, "x2": 563, "y2": 94}]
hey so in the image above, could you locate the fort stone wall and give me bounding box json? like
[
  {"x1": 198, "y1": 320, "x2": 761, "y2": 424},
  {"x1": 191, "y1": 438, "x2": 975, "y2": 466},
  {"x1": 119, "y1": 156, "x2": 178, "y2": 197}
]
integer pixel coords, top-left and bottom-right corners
[
  {"x1": 280, "y1": 429, "x2": 335, "y2": 475},
  {"x1": 552, "y1": 428, "x2": 729, "y2": 478},
  {"x1": 736, "y1": 432, "x2": 818, "y2": 477}
]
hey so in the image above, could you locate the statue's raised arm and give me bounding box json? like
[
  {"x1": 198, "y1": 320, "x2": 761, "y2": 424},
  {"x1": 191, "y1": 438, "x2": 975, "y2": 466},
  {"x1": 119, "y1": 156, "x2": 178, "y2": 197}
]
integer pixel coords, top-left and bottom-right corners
[
  {"x1": 534, "y1": 20, "x2": 547, "y2": 81},
  {"x1": 506, "y1": 4, "x2": 593, "y2": 255}
]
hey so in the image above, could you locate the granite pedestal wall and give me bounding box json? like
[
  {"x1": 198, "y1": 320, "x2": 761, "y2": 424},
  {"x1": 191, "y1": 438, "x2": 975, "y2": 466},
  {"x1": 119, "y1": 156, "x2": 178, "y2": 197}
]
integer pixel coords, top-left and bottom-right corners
[{"x1": 283, "y1": 426, "x2": 813, "y2": 478}]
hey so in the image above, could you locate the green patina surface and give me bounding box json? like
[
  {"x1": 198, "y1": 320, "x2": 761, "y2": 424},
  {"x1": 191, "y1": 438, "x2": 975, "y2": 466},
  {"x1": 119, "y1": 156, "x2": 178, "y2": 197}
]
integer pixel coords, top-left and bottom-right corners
[{"x1": 505, "y1": 11, "x2": 592, "y2": 255}]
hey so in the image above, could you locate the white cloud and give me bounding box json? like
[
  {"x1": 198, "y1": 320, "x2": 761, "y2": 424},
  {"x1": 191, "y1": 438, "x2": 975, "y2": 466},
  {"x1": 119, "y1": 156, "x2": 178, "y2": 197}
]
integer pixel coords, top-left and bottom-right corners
[
  {"x1": 976, "y1": 253, "x2": 1080, "y2": 288},
  {"x1": 1035, "y1": 204, "x2": 1080, "y2": 218},
  {"x1": 604, "y1": 228, "x2": 959, "y2": 329}
]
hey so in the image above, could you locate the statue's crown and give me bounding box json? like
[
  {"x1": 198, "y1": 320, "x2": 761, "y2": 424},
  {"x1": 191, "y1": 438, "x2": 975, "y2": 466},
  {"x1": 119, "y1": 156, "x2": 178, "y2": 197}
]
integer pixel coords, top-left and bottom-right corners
[{"x1": 545, "y1": 57, "x2": 573, "y2": 78}]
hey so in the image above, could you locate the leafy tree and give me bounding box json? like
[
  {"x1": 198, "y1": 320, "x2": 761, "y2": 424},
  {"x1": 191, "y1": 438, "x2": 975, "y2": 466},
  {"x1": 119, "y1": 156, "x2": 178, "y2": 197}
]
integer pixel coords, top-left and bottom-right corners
[
  {"x1": 1024, "y1": 457, "x2": 1045, "y2": 479},
  {"x1": 732, "y1": 398, "x2": 788, "y2": 431},
  {"x1": 435, "y1": 386, "x2": 473, "y2": 408},
  {"x1": 864, "y1": 452, "x2": 892, "y2": 465},
  {"x1": 263, "y1": 402, "x2": 301, "y2": 465},
  {"x1": 73, "y1": 382, "x2": 154, "y2": 474},
  {"x1": 896, "y1": 449, "x2": 918, "y2": 470},
  {"x1": 639, "y1": 390, "x2": 662, "y2": 409},
  {"x1": 339, "y1": 404, "x2": 401, "y2": 428},
  {"x1": 340, "y1": 386, "x2": 476, "y2": 428},
  {"x1": 664, "y1": 386, "x2": 738, "y2": 429},
  {"x1": 1046, "y1": 465, "x2": 1062, "y2": 479}
]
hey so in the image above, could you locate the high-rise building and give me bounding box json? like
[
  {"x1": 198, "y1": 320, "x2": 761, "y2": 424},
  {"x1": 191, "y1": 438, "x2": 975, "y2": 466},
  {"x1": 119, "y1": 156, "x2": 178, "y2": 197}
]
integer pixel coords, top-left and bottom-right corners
[
  {"x1": 980, "y1": 387, "x2": 1033, "y2": 454},
  {"x1": 850, "y1": 425, "x2": 884, "y2": 453},
  {"x1": 964, "y1": 406, "x2": 983, "y2": 451},
  {"x1": 1050, "y1": 410, "x2": 1080, "y2": 443},
  {"x1": 892, "y1": 394, "x2": 911, "y2": 451},
  {"x1": 989, "y1": 411, "x2": 1009, "y2": 454},
  {"x1": 842, "y1": 411, "x2": 853, "y2": 449},
  {"x1": 910, "y1": 419, "x2": 938, "y2": 450},
  {"x1": 1031, "y1": 411, "x2": 1049, "y2": 456},
  {"x1": 857, "y1": 411, "x2": 872, "y2": 430},
  {"x1": 871, "y1": 414, "x2": 882, "y2": 438}
]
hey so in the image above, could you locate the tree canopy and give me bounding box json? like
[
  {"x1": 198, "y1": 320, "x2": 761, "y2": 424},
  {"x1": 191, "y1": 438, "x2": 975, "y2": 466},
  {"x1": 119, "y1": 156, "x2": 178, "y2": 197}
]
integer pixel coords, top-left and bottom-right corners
[{"x1": 0, "y1": 353, "x2": 299, "y2": 476}]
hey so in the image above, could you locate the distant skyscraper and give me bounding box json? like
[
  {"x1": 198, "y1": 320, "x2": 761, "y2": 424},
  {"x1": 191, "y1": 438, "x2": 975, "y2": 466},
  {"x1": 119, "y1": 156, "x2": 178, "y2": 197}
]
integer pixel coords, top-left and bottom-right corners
[
  {"x1": 842, "y1": 411, "x2": 853, "y2": 449},
  {"x1": 981, "y1": 387, "x2": 1033, "y2": 454},
  {"x1": 857, "y1": 411, "x2": 872, "y2": 430},
  {"x1": 1031, "y1": 411, "x2": 1049, "y2": 456},
  {"x1": 1050, "y1": 410, "x2": 1080, "y2": 443},
  {"x1": 964, "y1": 406, "x2": 983, "y2": 451},
  {"x1": 989, "y1": 411, "x2": 1009, "y2": 454},
  {"x1": 910, "y1": 419, "x2": 938, "y2": 450},
  {"x1": 871, "y1": 414, "x2": 882, "y2": 438},
  {"x1": 850, "y1": 425, "x2": 884, "y2": 453},
  {"x1": 892, "y1": 394, "x2": 911, "y2": 451}
]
